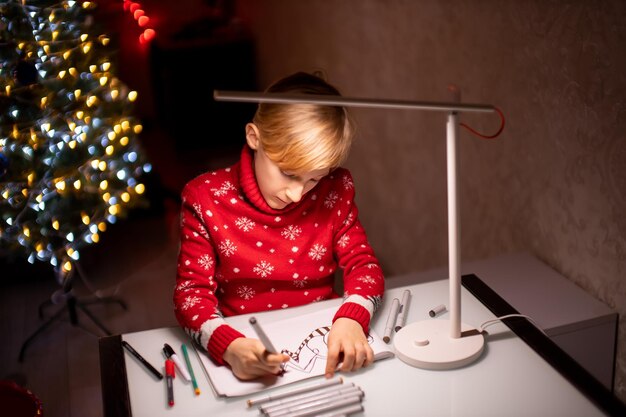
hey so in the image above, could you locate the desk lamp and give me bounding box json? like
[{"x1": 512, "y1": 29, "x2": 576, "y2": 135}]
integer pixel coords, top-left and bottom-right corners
[{"x1": 214, "y1": 89, "x2": 495, "y2": 370}]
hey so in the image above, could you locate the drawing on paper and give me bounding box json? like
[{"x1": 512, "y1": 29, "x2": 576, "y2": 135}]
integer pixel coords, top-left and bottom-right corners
[
  {"x1": 193, "y1": 304, "x2": 394, "y2": 397},
  {"x1": 281, "y1": 325, "x2": 374, "y2": 374}
]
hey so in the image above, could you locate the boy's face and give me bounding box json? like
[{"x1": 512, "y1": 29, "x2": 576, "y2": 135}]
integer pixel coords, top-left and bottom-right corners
[{"x1": 253, "y1": 147, "x2": 329, "y2": 210}]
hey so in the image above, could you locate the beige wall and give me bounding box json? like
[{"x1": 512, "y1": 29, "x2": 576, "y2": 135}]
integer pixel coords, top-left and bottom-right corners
[{"x1": 235, "y1": 0, "x2": 626, "y2": 401}]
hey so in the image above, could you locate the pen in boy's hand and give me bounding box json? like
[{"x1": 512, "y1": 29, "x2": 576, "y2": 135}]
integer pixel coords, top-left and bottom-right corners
[
  {"x1": 249, "y1": 316, "x2": 286, "y2": 374},
  {"x1": 249, "y1": 317, "x2": 278, "y2": 353}
]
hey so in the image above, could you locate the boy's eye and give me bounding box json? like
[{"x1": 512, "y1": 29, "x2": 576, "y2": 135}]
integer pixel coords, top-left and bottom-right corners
[
  {"x1": 281, "y1": 171, "x2": 297, "y2": 179},
  {"x1": 281, "y1": 171, "x2": 323, "y2": 183}
]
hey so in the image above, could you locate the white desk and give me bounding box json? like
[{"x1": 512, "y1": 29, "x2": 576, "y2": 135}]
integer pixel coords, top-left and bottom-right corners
[{"x1": 100, "y1": 275, "x2": 625, "y2": 417}]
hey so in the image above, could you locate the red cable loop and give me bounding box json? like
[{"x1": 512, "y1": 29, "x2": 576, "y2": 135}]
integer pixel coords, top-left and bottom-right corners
[{"x1": 460, "y1": 107, "x2": 505, "y2": 139}]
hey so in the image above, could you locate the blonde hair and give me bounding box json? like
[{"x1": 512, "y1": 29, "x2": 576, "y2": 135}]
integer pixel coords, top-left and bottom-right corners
[{"x1": 253, "y1": 72, "x2": 355, "y2": 172}]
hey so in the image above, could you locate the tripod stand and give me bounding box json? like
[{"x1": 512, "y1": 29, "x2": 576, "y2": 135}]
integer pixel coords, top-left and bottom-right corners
[{"x1": 18, "y1": 262, "x2": 127, "y2": 362}]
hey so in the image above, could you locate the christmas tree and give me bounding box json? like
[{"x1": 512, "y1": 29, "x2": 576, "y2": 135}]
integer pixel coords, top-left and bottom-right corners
[{"x1": 0, "y1": 0, "x2": 151, "y2": 280}]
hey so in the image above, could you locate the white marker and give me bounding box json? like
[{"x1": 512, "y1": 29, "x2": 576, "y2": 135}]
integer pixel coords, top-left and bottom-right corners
[
  {"x1": 383, "y1": 298, "x2": 400, "y2": 343},
  {"x1": 265, "y1": 387, "x2": 363, "y2": 416},
  {"x1": 249, "y1": 316, "x2": 287, "y2": 374},
  {"x1": 163, "y1": 343, "x2": 191, "y2": 381},
  {"x1": 262, "y1": 384, "x2": 361, "y2": 415},
  {"x1": 394, "y1": 289, "x2": 411, "y2": 332},
  {"x1": 277, "y1": 394, "x2": 362, "y2": 417},
  {"x1": 247, "y1": 377, "x2": 343, "y2": 407},
  {"x1": 428, "y1": 304, "x2": 447, "y2": 318},
  {"x1": 249, "y1": 316, "x2": 278, "y2": 353}
]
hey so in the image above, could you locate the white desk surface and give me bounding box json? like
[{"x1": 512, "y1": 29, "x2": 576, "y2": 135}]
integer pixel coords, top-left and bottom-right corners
[{"x1": 117, "y1": 279, "x2": 610, "y2": 417}]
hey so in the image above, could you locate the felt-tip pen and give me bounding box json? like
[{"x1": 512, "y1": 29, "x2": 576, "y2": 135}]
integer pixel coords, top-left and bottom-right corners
[
  {"x1": 394, "y1": 289, "x2": 411, "y2": 332},
  {"x1": 181, "y1": 343, "x2": 201, "y2": 395},
  {"x1": 122, "y1": 341, "x2": 163, "y2": 380},
  {"x1": 165, "y1": 359, "x2": 175, "y2": 407},
  {"x1": 429, "y1": 304, "x2": 447, "y2": 317},
  {"x1": 383, "y1": 298, "x2": 400, "y2": 343},
  {"x1": 249, "y1": 316, "x2": 286, "y2": 374},
  {"x1": 247, "y1": 377, "x2": 343, "y2": 407},
  {"x1": 163, "y1": 343, "x2": 191, "y2": 381},
  {"x1": 249, "y1": 316, "x2": 278, "y2": 354}
]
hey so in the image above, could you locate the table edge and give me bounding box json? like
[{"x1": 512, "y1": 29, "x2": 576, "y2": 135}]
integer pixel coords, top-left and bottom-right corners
[
  {"x1": 99, "y1": 334, "x2": 132, "y2": 417},
  {"x1": 462, "y1": 274, "x2": 625, "y2": 417}
]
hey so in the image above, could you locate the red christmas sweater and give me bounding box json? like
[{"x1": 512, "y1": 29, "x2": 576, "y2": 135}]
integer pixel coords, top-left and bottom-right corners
[{"x1": 174, "y1": 145, "x2": 385, "y2": 364}]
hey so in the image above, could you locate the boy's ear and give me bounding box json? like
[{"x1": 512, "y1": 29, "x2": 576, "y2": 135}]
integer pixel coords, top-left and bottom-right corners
[{"x1": 245, "y1": 123, "x2": 260, "y2": 150}]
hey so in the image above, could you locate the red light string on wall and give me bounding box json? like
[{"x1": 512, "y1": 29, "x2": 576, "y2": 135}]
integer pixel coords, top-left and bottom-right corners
[{"x1": 122, "y1": 0, "x2": 156, "y2": 44}]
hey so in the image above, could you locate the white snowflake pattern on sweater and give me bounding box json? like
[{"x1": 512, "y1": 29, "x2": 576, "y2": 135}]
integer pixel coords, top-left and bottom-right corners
[
  {"x1": 234, "y1": 217, "x2": 255, "y2": 231},
  {"x1": 218, "y1": 239, "x2": 237, "y2": 257},
  {"x1": 182, "y1": 295, "x2": 202, "y2": 310},
  {"x1": 211, "y1": 181, "x2": 236, "y2": 196},
  {"x1": 342, "y1": 174, "x2": 354, "y2": 190},
  {"x1": 308, "y1": 243, "x2": 327, "y2": 260},
  {"x1": 281, "y1": 225, "x2": 302, "y2": 240},
  {"x1": 337, "y1": 234, "x2": 350, "y2": 248},
  {"x1": 253, "y1": 260, "x2": 274, "y2": 277},
  {"x1": 198, "y1": 254, "x2": 213, "y2": 270},
  {"x1": 237, "y1": 285, "x2": 255, "y2": 300},
  {"x1": 324, "y1": 191, "x2": 339, "y2": 208}
]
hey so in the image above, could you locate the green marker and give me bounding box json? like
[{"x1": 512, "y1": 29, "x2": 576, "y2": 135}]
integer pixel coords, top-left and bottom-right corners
[{"x1": 181, "y1": 343, "x2": 201, "y2": 395}]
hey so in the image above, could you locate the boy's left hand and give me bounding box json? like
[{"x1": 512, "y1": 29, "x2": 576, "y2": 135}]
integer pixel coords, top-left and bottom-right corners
[{"x1": 325, "y1": 317, "x2": 374, "y2": 378}]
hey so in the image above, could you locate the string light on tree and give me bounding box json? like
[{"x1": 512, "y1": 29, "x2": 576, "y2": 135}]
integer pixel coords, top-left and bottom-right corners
[{"x1": 0, "y1": 0, "x2": 151, "y2": 279}]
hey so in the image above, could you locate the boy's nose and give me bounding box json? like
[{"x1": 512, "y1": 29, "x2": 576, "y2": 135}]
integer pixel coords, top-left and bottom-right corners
[{"x1": 285, "y1": 184, "x2": 305, "y2": 203}]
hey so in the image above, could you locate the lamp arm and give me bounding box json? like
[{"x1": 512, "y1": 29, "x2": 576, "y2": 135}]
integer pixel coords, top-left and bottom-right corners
[{"x1": 214, "y1": 91, "x2": 495, "y2": 114}]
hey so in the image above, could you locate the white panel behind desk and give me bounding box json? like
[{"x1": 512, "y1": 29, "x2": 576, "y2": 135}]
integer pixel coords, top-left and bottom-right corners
[{"x1": 387, "y1": 251, "x2": 618, "y2": 390}]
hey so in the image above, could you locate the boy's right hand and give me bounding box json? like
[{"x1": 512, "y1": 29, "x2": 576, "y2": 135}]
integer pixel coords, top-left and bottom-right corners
[{"x1": 222, "y1": 337, "x2": 290, "y2": 380}]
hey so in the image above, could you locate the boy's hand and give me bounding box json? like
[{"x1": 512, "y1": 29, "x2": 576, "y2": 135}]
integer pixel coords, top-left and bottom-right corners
[
  {"x1": 325, "y1": 317, "x2": 374, "y2": 378},
  {"x1": 223, "y1": 337, "x2": 290, "y2": 380}
]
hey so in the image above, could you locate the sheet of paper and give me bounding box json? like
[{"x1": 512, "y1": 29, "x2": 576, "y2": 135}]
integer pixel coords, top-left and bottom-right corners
[{"x1": 194, "y1": 305, "x2": 394, "y2": 397}]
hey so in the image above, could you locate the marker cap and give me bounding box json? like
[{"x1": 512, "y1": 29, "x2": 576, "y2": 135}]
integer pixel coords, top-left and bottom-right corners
[{"x1": 163, "y1": 343, "x2": 175, "y2": 358}]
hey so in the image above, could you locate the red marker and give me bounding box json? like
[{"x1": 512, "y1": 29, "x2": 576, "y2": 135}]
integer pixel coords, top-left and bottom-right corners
[{"x1": 165, "y1": 359, "x2": 175, "y2": 407}]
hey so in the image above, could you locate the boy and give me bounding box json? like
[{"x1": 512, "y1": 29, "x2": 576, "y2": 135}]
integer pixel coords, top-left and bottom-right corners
[{"x1": 174, "y1": 71, "x2": 385, "y2": 380}]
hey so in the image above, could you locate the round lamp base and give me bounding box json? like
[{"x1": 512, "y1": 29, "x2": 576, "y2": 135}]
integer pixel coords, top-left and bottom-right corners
[{"x1": 394, "y1": 320, "x2": 485, "y2": 370}]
